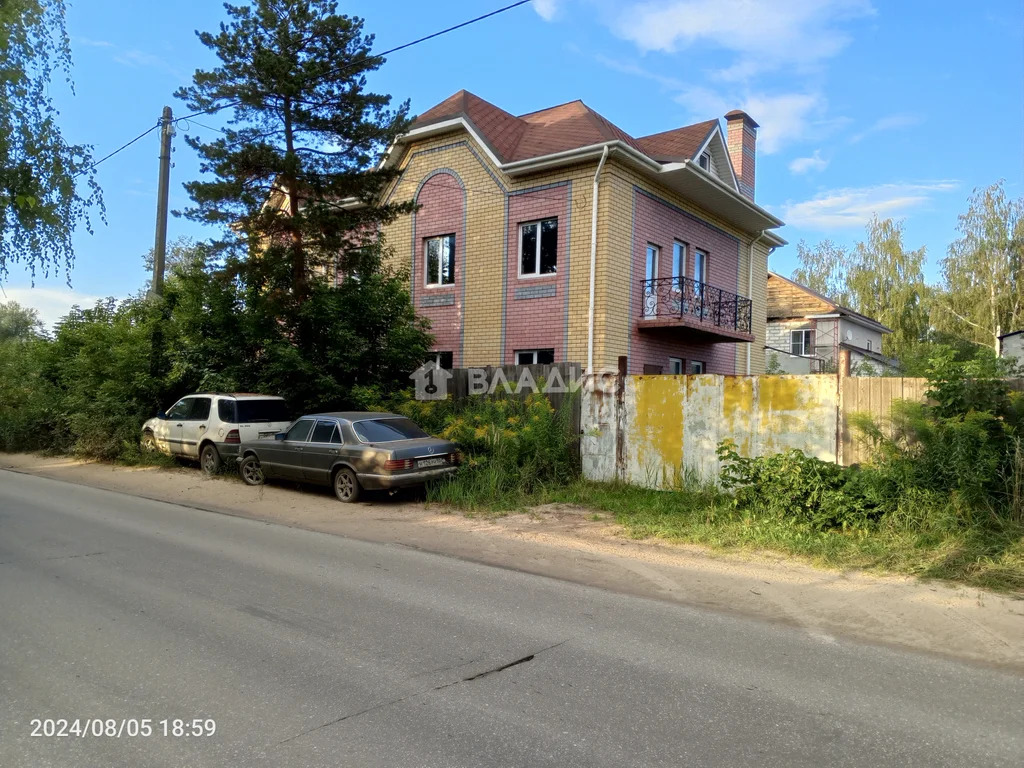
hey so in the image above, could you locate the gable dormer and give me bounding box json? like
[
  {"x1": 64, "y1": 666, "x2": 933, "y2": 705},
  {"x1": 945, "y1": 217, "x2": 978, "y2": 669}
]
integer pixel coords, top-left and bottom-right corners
[
  {"x1": 635, "y1": 120, "x2": 740, "y2": 194},
  {"x1": 693, "y1": 124, "x2": 737, "y2": 190}
]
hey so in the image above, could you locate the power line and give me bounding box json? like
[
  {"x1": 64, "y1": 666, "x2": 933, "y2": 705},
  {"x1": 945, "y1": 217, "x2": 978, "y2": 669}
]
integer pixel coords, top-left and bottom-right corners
[
  {"x1": 172, "y1": 0, "x2": 532, "y2": 128},
  {"x1": 79, "y1": 122, "x2": 160, "y2": 175},
  {"x1": 82, "y1": 0, "x2": 533, "y2": 172}
]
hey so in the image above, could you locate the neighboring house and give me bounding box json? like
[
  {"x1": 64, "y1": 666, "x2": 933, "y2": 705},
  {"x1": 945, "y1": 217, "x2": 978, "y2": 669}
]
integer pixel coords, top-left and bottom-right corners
[
  {"x1": 765, "y1": 272, "x2": 897, "y2": 376},
  {"x1": 370, "y1": 90, "x2": 785, "y2": 374},
  {"x1": 999, "y1": 330, "x2": 1023, "y2": 366}
]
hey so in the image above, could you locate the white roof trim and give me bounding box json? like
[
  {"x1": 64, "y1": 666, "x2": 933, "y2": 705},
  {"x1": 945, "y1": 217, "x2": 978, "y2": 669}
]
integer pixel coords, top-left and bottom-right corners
[
  {"x1": 384, "y1": 117, "x2": 504, "y2": 171},
  {"x1": 694, "y1": 125, "x2": 738, "y2": 191},
  {"x1": 385, "y1": 116, "x2": 785, "y2": 235}
]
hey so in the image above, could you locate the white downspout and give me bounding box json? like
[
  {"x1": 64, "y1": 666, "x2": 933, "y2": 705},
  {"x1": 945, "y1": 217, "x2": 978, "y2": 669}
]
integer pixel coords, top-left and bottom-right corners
[
  {"x1": 587, "y1": 145, "x2": 610, "y2": 374},
  {"x1": 747, "y1": 230, "x2": 767, "y2": 375}
]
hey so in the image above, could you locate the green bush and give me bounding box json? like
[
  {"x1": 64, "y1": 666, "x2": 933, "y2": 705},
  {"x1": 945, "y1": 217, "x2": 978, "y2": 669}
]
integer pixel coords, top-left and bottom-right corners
[
  {"x1": 717, "y1": 441, "x2": 883, "y2": 531},
  {"x1": 388, "y1": 389, "x2": 580, "y2": 510},
  {"x1": 0, "y1": 245, "x2": 433, "y2": 462}
]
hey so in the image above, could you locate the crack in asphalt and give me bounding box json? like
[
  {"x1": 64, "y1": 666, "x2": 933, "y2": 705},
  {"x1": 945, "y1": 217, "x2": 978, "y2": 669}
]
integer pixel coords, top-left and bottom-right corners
[{"x1": 272, "y1": 640, "x2": 568, "y2": 749}]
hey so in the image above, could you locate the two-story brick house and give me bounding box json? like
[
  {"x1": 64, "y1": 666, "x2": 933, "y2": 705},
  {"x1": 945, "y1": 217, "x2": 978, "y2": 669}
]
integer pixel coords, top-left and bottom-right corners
[{"x1": 376, "y1": 90, "x2": 786, "y2": 374}]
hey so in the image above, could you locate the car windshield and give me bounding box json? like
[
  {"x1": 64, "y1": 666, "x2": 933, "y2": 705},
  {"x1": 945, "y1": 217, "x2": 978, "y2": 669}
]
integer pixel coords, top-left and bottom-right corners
[
  {"x1": 235, "y1": 399, "x2": 291, "y2": 423},
  {"x1": 352, "y1": 418, "x2": 429, "y2": 442}
]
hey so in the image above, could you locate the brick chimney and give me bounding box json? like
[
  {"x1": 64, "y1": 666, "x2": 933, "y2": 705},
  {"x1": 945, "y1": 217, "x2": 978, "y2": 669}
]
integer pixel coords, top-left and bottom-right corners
[{"x1": 725, "y1": 110, "x2": 758, "y2": 201}]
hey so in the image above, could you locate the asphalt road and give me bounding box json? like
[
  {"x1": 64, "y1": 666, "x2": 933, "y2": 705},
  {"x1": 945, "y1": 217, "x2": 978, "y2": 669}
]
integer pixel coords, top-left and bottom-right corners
[{"x1": 1, "y1": 470, "x2": 1021, "y2": 768}]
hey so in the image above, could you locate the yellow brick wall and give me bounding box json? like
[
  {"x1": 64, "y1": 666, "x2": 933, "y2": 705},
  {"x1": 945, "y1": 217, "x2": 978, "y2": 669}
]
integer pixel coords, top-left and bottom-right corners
[
  {"x1": 594, "y1": 160, "x2": 772, "y2": 374},
  {"x1": 381, "y1": 129, "x2": 773, "y2": 373},
  {"x1": 381, "y1": 129, "x2": 599, "y2": 367}
]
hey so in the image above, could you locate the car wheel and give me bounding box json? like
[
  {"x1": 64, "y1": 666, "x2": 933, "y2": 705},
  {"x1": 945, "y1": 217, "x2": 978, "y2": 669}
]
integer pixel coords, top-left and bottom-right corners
[
  {"x1": 141, "y1": 431, "x2": 158, "y2": 453},
  {"x1": 239, "y1": 455, "x2": 265, "y2": 486},
  {"x1": 333, "y1": 467, "x2": 361, "y2": 503},
  {"x1": 200, "y1": 443, "x2": 221, "y2": 475}
]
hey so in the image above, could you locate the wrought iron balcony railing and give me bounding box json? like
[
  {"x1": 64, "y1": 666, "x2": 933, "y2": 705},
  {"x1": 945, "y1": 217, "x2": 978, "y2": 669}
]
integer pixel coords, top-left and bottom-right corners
[{"x1": 640, "y1": 276, "x2": 752, "y2": 334}]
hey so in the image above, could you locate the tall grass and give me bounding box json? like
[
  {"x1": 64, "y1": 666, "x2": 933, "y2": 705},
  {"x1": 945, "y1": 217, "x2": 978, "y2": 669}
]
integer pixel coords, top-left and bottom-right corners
[{"x1": 390, "y1": 390, "x2": 580, "y2": 511}]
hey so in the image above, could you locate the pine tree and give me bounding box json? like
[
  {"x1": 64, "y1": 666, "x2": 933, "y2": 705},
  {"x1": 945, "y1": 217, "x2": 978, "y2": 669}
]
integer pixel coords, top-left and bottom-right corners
[{"x1": 176, "y1": 0, "x2": 413, "y2": 295}]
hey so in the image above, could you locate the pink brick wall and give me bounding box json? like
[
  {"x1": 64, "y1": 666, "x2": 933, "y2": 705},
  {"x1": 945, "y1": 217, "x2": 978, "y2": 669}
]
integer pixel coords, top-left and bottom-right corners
[
  {"x1": 414, "y1": 171, "x2": 465, "y2": 365},
  {"x1": 503, "y1": 186, "x2": 569, "y2": 364},
  {"x1": 629, "y1": 190, "x2": 741, "y2": 374}
]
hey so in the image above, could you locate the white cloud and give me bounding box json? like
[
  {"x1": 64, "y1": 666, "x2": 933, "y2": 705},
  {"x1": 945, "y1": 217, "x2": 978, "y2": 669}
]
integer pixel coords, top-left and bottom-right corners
[
  {"x1": 594, "y1": 54, "x2": 686, "y2": 90},
  {"x1": 613, "y1": 0, "x2": 874, "y2": 80},
  {"x1": 789, "y1": 150, "x2": 828, "y2": 175},
  {"x1": 850, "y1": 113, "x2": 922, "y2": 143},
  {"x1": 781, "y1": 181, "x2": 957, "y2": 229},
  {"x1": 740, "y1": 92, "x2": 821, "y2": 154},
  {"x1": 533, "y1": 0, "x2": 559, "y2": 21},
  {"x1": 1, "y1": 287, "x2": 104, "y2": 330},
  {"x1": 73, "y1": 36, "x2": 115, "y2": 49}
]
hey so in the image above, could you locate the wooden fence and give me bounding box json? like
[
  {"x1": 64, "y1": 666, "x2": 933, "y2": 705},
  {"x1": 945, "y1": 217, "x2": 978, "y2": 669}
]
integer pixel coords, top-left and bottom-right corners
[{"x1": 839, "y1": 376, "x2": 1024, "y2": 466}]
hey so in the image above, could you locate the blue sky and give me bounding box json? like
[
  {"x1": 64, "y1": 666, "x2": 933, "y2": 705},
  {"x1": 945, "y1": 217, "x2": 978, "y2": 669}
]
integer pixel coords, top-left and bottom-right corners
[{"x1": 4, "y1": 0, "x2": 1022, "y2": 326}]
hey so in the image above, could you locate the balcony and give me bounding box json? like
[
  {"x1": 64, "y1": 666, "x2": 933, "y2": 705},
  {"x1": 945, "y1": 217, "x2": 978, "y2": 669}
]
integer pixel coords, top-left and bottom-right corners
[{"x1": 638, "y1": 276, "x2": 754, "y2": 342}]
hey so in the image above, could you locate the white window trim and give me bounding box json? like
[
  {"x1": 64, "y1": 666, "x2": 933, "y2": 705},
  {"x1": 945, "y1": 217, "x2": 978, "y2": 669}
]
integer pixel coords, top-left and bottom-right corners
[
  {"x1": 643, "y1": 243, "x2": 660, "y2": 317},
  {"x1": 691, "y1": 361, "x2": 706, "y2": 374},
  {"x1": 424, "y1": 234, "x2": 455, "y2": 289},
  {"x1": 518, "y1": 218, "x2": 558, "y2": 279},
  {"x1": 672, "y1": 241, "x2": 687, "y2": 280},
  {"x1": 698, "y1": 151, "x2": 712, "y2": 171},
  {"x1": 693, "y1": 248, "x2": 709, "y2": 285},
  {"x1": 515, "y1": 349, "x2": 555, "y2": 365},
  {"x1": 669, "y1": 357, "x2": 684, "y2": 375},
  {"x1": 791, "y1": 329, "x2": 814, "y2": 357},
  {"x1": 429, "y1": 351, "x2": 453, "y2": 369}
]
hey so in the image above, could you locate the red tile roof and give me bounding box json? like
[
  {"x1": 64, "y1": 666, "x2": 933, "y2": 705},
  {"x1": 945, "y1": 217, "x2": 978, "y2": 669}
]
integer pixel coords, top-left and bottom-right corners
[
  {"x1": 635, "y1": 120, "x2": 719, "y2": 163},
  {"x1": 411, "y1": 90, "x2": 718, "y2": 166}
]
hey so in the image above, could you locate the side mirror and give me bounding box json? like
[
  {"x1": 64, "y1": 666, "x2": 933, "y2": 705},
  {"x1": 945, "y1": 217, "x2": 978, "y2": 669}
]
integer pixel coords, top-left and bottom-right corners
[
  {"x1": 275, "y1": 432, "x2": 287, "y2": 441},
  {"x1": 157, "y1": 411, "x2": 168, "y2": 420}
]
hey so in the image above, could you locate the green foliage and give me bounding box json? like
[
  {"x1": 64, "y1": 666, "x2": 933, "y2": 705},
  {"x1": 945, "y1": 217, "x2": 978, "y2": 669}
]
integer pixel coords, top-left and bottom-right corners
[
  {"x1": 0, "y1": 244, "x2": 433, "y2": 460},
  {"x1": 847, "y1": 216, "x2": 929, "y2": 361},
  {"x1": 0, "y1": 0, "x2": 103, "y2": 281},
  {"x1": 936, "y1": 180, "x2": 1023, "y2": 352},
  {"x1": 717, "y1": 441, "x2": 883, "y2": 531},
  {"x1": 385, "y1": 389, "x2": 580, "y2": 510},
  {"x1": 0, "y1": 300, "x2": 45, "y2": 341},
  {"x1": 176, "y1": 0, "x2": 412, "y2": 292}
]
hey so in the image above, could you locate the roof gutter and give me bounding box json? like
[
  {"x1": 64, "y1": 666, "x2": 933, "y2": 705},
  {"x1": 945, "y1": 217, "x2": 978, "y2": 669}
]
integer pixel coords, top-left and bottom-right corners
[
  {"x1": 502, "y1": 139, "x2": 661, "y2": 175},
  {"x1": 747, "y1": 230, "x2": 767, "y2": 374},
  {"x1": 587, "y1": 145, "x2": 610, "y2": 374}
]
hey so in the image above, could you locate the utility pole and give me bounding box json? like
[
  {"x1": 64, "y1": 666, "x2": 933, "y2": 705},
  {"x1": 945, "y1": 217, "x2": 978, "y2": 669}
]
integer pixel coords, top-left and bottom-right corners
[{"x1": 151, "y1": 105, "x2": 174, "y2": 297}]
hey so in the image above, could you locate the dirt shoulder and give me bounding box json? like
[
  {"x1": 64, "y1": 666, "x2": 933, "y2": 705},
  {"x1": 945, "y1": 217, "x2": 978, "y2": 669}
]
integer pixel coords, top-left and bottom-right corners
[{"x1": 3, "y1": 452, "x2": 1022, "y2": 670}]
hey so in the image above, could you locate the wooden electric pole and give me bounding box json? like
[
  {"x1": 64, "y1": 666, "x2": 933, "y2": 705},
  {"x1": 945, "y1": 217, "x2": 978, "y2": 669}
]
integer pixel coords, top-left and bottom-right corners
[{"x1": 151, "y1": 105, "x2": 174, "y2": 297}]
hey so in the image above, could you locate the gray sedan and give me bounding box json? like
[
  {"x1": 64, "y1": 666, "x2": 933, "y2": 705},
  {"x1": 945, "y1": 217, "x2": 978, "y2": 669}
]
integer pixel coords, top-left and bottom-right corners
[{"x1": 237, "y1": 412, "x2": 459, "y2": 502}]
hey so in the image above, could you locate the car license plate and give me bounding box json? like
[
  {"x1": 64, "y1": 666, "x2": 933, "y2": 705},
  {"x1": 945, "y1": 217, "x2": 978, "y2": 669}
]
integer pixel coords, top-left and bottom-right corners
[
  {"x1": 258, "y1": 431, "x2": 275, "y2": 438},
  {"x1": 418, "y1": 457, "x2": 447, "y2": 468}
]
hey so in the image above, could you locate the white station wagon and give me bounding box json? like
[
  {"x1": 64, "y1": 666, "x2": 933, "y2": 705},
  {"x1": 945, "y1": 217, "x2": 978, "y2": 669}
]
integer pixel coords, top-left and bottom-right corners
[{"x1": 141, "y1": 393, "x2": 292, "y2": 474}]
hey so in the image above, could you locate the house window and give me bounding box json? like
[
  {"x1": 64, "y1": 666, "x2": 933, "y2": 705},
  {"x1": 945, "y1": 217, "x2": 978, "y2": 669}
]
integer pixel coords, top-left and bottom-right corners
[
  {"x1": 690, "y1": 361, "x2": 706, "y2": 374},
  {"x1": 424, "y1": 234, "x2": 455, "y2": 287},
  {"x1": 866, "y1": 339, "x2": 872, "y2": 352},
  {"x1": 698, "y1": 151, "x2": 711, "y2": 171},
  {"x1": 669, "y1": 357, "x2": 684, "y2": 375},
  {"x1": 515, "y1": 349, "x2": 555, "y2": 365},
  {"x1": 428, "y1": 351, "x2": 454, "y2": 369},
  {"x1": 791, "y1": 329, "x2": 814, "y2": 356},
  {"x1": 644, "y1": 244, "x2": 659, "y2": 316},
  {"x1": 672, "y1": 241, "x2": 686, "y2": 282},
  {"x1": 693, "y1": 249, "x2": 708, "y2": 286},
  {"x1": 519, "y1": 218, "x2": 558, "y2": 276}
]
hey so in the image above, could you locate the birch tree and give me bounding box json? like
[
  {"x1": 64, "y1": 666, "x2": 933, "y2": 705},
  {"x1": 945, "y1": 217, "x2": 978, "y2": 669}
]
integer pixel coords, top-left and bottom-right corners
[
  {"x1": 937, "y1": 181, "x2": 1024, "y2": 352},
  {"x1": 0, "y1": 0, "x2": 103, "y2": 281}
]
